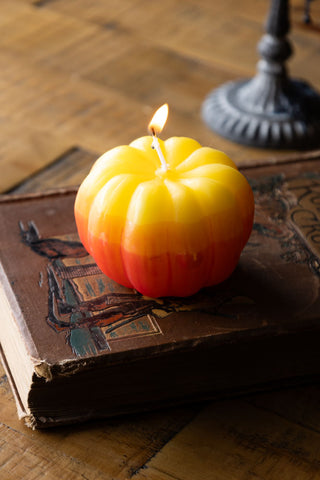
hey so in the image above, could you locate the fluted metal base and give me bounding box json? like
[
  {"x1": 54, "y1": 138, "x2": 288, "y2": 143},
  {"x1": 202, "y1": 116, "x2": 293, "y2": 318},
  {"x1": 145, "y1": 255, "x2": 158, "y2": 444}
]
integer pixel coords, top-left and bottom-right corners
[{"x1": 202, "y1": 77, "x2": 320, "y2": 150}]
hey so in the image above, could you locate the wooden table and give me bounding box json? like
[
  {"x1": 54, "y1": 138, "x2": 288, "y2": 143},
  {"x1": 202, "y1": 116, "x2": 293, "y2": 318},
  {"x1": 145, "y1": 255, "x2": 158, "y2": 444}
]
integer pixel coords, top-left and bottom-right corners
[{"x1": 1, "y1": 0, "x2": 320, "y2": 478}]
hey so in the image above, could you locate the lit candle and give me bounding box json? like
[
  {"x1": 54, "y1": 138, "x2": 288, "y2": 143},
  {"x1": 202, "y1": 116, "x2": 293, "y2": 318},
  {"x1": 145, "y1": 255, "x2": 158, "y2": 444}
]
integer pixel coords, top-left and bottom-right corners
[
  {"x1": 74, "y1": 105, "x2": 254, "y2": 298},
  {"x1": 149, "y1": 103, "x2": 169, "y2": 172}
]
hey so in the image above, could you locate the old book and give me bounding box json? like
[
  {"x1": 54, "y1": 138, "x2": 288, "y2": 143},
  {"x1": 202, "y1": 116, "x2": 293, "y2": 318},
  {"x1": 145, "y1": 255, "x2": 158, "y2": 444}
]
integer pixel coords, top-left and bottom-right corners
[{"x1": 1, "y1": 157, "x2": 320, "y2": 428}]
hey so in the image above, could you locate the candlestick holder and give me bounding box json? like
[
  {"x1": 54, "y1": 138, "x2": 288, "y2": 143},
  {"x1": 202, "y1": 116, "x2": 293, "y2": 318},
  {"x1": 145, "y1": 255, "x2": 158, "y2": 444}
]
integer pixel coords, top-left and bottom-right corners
[{"x1": 202, "y1": 0, "x2": 320, "y2": 149}]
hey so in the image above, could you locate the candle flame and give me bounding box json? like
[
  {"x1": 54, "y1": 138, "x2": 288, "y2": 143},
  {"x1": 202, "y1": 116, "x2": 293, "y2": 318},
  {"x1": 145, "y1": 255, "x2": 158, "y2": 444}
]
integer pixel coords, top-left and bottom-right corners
[{"x1": 148, "y1": 103, "x2": 169, "y2": 135}]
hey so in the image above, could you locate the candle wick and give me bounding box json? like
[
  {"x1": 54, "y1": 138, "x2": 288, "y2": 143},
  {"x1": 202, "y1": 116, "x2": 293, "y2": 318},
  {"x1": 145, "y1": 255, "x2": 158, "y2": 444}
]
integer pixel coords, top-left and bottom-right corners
[{"x1": 151, "y1": 133, "x2": 168, "y2": 171}]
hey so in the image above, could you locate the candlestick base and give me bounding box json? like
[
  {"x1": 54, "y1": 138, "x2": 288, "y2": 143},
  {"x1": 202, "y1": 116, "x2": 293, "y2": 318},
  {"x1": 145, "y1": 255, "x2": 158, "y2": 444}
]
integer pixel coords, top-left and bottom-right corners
[
  {"x1": 202, "y1": 0, "x2": 320, "y2": 150},
  {"x1": 202, "y1": 76, "x2": 320, "y2": 150}
]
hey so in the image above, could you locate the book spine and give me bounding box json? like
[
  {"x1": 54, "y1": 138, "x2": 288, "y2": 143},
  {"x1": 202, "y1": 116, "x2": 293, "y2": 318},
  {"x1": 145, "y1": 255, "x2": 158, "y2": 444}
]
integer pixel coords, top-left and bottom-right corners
[{"x1": 0, "y1": 261, "x2": 40, "y2": 362}]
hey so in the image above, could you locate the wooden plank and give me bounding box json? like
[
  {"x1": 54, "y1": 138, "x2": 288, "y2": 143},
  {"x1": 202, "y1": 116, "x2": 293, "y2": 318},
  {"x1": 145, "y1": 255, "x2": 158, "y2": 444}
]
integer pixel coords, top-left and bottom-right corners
[
  {"x1": 0, "y1": 1, "x2": 131, "y2": 72},
  {"x1": 0, "y1": 421, "x2": 114, "y2": 480},
  {"x1": 0, "y1": 1, "x2": 237, "y2": 119},
  {"x1": 35, "y1": 0, "x2": 320, "y2": 86},
  {"x1": 246, "y1": 384, "x2": 320, "y2": 433},
  {"x1": 0, "y1": 118, "x2": 70, "y2": 193},
  {"x1": 9, "y1": 147, "x2": 98, "y2": 193},
  {"x1": 36, "y1": 0, "x2": 262, "y2": 76},
  {"x1": 134, "y1": 393, "x2": 320, "y2": 480}
]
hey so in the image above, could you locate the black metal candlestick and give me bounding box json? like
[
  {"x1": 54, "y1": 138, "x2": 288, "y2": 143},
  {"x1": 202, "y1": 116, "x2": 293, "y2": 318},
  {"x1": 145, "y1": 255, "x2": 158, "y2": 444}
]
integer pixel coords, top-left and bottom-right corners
[
  {"x1": 202, "y1": 0, "x2": 320, "y2": 149},
  {"x1": 303, "y1": 0, "x2": 314, "y2": 23}
]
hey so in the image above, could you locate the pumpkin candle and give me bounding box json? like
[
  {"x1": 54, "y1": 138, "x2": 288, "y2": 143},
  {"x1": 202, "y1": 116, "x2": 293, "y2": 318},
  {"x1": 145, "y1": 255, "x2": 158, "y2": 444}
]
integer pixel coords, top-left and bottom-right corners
[{"x1": 74, "y1": 105, "x2": 254, "y2": 298}]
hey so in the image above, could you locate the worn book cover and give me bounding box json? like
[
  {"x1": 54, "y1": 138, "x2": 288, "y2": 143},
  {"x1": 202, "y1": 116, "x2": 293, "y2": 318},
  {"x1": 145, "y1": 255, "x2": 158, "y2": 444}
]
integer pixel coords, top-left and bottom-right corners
[{"x1": 0, "y1": 157, "x2": 320, "y2": 428}]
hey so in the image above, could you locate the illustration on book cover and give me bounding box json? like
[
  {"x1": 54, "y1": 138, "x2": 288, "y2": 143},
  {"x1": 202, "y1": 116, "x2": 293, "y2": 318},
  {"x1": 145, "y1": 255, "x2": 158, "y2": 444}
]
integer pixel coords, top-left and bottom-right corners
[
  {"x1": 19, "y1": 171, "x2": 320, "y2": 357},
  {"x1": 18, "y1": 221, "x2": 244, "y2": 357}
]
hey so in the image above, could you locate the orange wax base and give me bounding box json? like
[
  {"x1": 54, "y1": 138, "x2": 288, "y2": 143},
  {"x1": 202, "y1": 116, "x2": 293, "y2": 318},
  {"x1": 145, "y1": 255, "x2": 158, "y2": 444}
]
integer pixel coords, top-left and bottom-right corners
[
  {"x1": 76, "y1": 209, "x2": 245, "y2": 297},
  {"x1": 121, "y1": 246, "x2": 240, "y2": 298},
  {"x1": 87, "y1": 235, "x2": 242, "y2": 298}
]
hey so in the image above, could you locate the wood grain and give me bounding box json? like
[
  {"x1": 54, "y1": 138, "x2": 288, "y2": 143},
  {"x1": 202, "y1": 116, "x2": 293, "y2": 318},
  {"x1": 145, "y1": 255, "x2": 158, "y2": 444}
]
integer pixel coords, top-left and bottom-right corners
[
  {"x1": 1, "y1": 0, "x2": 320, "y2": 478},
  {"x1": 134, "y1": 393, "x2": 320, "y2": 480},
  {"x1": 1, "y1": 0, "x2": 320, "y2": 192}
]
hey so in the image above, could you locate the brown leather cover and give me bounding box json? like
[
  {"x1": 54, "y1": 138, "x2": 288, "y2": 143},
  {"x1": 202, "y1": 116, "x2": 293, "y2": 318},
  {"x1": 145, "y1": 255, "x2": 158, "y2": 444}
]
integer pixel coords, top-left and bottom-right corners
[{"x1": 1, "y1": 158, "x2": 320, "y2": 427}]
